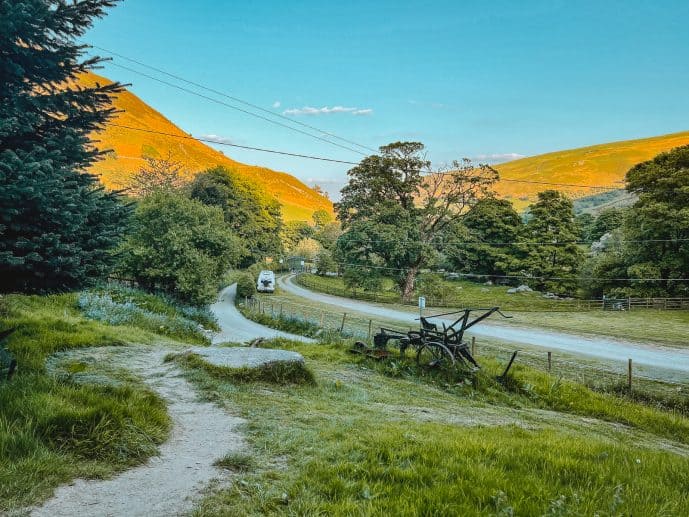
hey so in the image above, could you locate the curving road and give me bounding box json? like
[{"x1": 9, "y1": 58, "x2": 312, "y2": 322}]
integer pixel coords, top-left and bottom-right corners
[
  {"x1": 211, "y1": 284, "x2": 314, "y2": 344},
  {"x1": 279, "y1": 275, "x2": 689, "y2": 378}
]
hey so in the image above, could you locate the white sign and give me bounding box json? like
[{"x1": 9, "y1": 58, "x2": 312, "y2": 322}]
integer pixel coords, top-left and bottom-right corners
[
  {"x1": 300, "y1": 260, "x2": 305, "y2": 266},
  {"x1": 418, "y1": 296, "x2": 426, "y2": 309}
]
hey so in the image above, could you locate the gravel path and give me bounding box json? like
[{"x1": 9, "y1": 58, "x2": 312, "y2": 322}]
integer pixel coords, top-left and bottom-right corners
[
  {"x1": 211, "y1": 284, "x2": 314, "y2": 344},
  {"x1": 32, "y1": 347, "x2": 245, "y2": 517},
  {"x1": 279, "y1": 275, "x2": 689, "y2": 377},
  {"x1": 31, "y1": 285, "x2": 311, "y2": 516}
]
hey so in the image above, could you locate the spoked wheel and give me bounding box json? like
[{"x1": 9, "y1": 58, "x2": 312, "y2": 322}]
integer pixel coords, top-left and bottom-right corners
[{"x1": 416, "y1": 341, "x2": 456, "y2": 371}]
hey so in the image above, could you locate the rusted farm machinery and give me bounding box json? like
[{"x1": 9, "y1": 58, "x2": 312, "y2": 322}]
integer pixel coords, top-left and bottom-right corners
[{"x1": 353, "y1": 308, "x2": 518, "y2": 380}]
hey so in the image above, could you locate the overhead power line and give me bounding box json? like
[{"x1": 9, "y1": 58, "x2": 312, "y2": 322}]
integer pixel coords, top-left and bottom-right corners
[
  {"x1": 108, "y1": 123, "x2": 359, "y2": 165},
  {"x1": 107, "y1": 123, "x2": 626, "y2": 191},
  {"x1": 497, "y1": 178, "x2": 620, "y2": 191},
  {"x1": 107, "y1": 61, "x2": 367, "y2": 157},
  {"x1": 90, "y1": 44, "x2": 378, "y2": 154}
]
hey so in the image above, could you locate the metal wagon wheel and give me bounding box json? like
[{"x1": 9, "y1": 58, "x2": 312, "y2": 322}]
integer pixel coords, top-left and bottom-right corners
[{"x1": 416, "y1": 341, "x2": 456, "y2": 371}]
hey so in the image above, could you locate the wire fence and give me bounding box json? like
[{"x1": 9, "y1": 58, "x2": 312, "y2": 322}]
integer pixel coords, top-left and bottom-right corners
[
  {"x1": 241, "y1": 295, "x2": 684, "y2": 388},
  {"x1": 296, "y1": 274, "x2": 689, "y2": 312}
]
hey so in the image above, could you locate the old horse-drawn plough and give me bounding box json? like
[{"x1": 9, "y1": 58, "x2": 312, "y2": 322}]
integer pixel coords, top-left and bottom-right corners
[{"x1": 352, "y1": 307, "x2": 519, "y2": 380}]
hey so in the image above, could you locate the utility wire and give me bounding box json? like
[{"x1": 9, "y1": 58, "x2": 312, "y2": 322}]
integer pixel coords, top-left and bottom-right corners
[
  {"x1": 332, "y1": 261, "x2": 689, "y2": 282},
  {"x1": 91, "y1": 48, "x2": 632, "y2": 193},
  {"x1": 497, "y1": 178, "x2": 620, "y2": 191},
  {"x1": 107, "y1": 62, "x2": 367, "y2": 157},
  {"x1": 90, "y1": 44, "x2": 378, "y2": 154},
  {"x1": 106, "y1": 123, "x2": 628, "y2": 191},
  {"x1": 108, "y1": 123, "x2": 359, "y2": 165}
]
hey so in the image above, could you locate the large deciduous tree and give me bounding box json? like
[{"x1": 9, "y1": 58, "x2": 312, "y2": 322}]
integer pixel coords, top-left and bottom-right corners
[
  {"x1": 335, "y1": 142, "x2": 498, "y2": 300},
  {"x1": 0, "y1": 0, "x2": 130, "y2": 292}
]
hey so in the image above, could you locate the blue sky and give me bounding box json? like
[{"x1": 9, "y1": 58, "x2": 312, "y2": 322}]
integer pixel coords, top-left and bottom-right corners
[{"x1": 85, "y1": 0, "x2": 689, "y2": 199}]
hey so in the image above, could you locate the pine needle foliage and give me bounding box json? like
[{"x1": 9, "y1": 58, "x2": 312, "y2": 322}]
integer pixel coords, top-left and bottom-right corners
[{"x1": 0, "y1": 0, "x2": 129, "y2": 292}]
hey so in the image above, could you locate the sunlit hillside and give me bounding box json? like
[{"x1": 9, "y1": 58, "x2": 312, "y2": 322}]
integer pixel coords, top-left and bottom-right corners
[
  {"x1": 80, "y1": 72, "x2": 333, "y2": 221},
  {"x1": 495, "y1": 131, "x2": 689, "y2": 210}
]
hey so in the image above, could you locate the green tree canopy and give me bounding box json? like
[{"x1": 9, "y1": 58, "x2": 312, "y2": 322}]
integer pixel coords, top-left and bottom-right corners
[
  {"x1": 313, "y1": 221, "x2": 342, "y2": 250},
  {"x1": 118, "y1": 191, "x2": 244, "y2": 305},
  {"x1": 189, "y1": 166, "x2": 283, "y2": 266},
  {"x1": 444, "y1": 197, "x2": 522, "y2": 278},
  {"x1": 0, "y1": 0, "x2": 130, "y2": 292},
  {"x1": 281, "y1": 221, "x2": 314, "y2": 252},
  {"x1": 509, "y1": 190, "x2": 582, "y2": 293},
  {"x1": 588, "y1": 208, "x2": 626, "y2": 242},
  {"x1": 335, "y1": 142, "x2": 498, "y2": 299},
  {"x1": 312, "y1": 209, "x2": 333, "y2": 229},
  {"x1": 621, "y1": 145, "x2": 689, "y2": 296}
]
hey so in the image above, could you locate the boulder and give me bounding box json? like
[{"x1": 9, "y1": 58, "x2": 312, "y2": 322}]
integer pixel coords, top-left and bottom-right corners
[{"x1": 188, "y1": 346, "x2": 304, "y2": 369}]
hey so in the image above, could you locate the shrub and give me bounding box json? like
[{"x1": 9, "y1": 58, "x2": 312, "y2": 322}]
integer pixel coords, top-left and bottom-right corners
[
  {"x1": 117, "y1": 190, "x2": 245, "y2": 306},
  {"x1": 236, "y1": 273, "x2": 256, "y2": 299},
  {"x1": 77, "y1": 290, "x2": 210, "y2": 343}
]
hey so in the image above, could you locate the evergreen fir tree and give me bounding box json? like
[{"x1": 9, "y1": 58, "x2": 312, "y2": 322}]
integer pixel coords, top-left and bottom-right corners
[
  {"x1": 509, "y1": 190, "x2": 582, "y2": 294},
  {"x1": 0, "y1": 0, "x2": 129, "y2": 292}
]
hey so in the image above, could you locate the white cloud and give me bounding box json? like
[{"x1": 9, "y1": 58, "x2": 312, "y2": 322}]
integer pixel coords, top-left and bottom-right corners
[
  {"x1": 272, "y1": 100, "x2": 281, "y2": 108},
  {"x1": 200, "y1": 134, "x2": 234, "y2": 145},
  {"x1": 283, "y1": 105, "x2": 373, "y2": 116},
  {"x1": 470, "y1": 153, "x2": 525, "y2": 163}
]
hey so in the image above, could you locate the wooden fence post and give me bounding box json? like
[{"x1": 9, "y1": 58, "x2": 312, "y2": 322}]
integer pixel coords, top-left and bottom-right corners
[
  {"x1": 340, "y1": 312, "x2": 347, "y2": 333},
  {"x1": 547, "y1": 351, "x2": 552, "y2": 373},
  {"x1": 368, "y1": 319, "x2": 373, "y2": 341},
  {"x1": 279, "y1": 303, "x2": 283, "y2": 318},
  {"x1": 471, "y1": 336, "x2": 476, "y2": 357}
]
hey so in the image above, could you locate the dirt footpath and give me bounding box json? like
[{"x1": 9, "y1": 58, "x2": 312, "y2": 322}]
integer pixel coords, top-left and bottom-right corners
[{"x1": 32, "y1": 347, "x2": 245, "y2": 517}]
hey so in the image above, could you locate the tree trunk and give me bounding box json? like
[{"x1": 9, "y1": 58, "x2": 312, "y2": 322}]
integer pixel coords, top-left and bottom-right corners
[{"x1": 401, "y1": 266, "x2": 419, "y2": 302}]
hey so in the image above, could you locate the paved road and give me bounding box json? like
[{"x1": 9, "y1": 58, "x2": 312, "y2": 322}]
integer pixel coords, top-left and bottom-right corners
[
  {"x1": 211, "y1": 284, "x2": 314, "y2": 344},
  {"x1": 279, "y1": 275, "x2": 689, "y2": 377}
]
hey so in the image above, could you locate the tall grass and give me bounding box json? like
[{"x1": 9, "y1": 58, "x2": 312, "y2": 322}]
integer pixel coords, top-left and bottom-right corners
[{"x1": 0, "y1": 292, "x2": 176, "y2": 511}]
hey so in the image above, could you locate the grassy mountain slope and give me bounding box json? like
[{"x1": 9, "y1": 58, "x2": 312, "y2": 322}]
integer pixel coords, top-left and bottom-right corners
[
  {"x1": 495, "y1": 131, "x2": 689, "y2": 210},
  {"x1": 80, "y1": 72, "x2": 333, "y2": 221}
]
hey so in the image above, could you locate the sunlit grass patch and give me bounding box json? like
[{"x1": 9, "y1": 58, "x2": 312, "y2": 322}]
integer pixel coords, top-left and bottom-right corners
[
  {"x1": 0, "y1": 292, "x2": 181, "y2": 511},
  {"x1": 187, "y1": 338, "x2": 689, "y2": 516}
]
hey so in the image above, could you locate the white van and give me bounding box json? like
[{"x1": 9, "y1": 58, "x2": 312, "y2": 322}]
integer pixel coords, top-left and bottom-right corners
[{"x1": 256, "y1": 270, "x2": 275, "y2": 293}]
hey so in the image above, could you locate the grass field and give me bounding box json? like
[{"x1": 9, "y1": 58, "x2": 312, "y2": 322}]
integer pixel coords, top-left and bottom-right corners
[
  {"x1": 179, "y1": 338, "x2": 689, "y2": 515},
  {"x1": 294, "y1": 274, "x2": 689, "y2": 348},
  {"x1": 0, "y1": 285, "x2": 210, "y2": 511},
  {"x1": 493, "y1": 130, "x2": 689, "y2": 210},
  {"x1": 297, "y1": 273, "x2": 597, "y2": 311}
]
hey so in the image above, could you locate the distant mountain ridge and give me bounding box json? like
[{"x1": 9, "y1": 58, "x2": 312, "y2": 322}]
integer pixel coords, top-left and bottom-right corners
[
  {"x1": 494, "y1": 130, "x2": 689, "y2": 210},
  {"x1": 80, "y1": 72, "x2": 333, "y2": 221}
]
